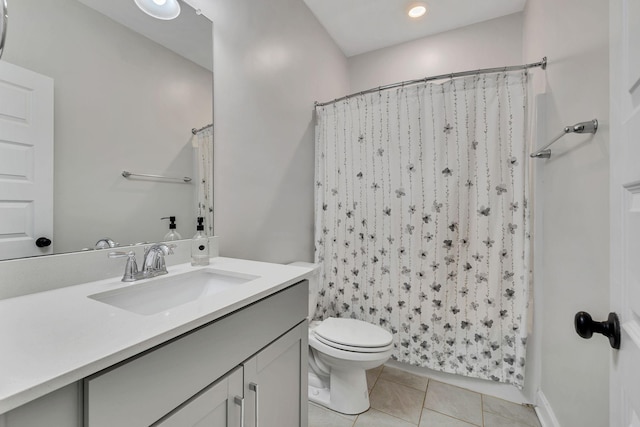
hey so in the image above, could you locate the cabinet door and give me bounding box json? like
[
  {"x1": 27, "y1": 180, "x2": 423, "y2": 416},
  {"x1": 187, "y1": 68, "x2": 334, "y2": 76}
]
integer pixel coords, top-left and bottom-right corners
[
  {"x1": 243, "y1": 321, "x2": 308, "y2": 427},
  {"x1": 153, "y1": 368, "x2": 243, "y2": 427}
]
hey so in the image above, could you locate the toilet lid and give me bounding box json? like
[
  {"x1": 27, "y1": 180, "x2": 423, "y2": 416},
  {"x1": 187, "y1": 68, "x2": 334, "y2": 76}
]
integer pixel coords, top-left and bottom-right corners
[
  {"x1": 313, "y1": 318, "x2": 393, "y2": 348},
  {"x1": 313, "y1": 333, "x2": 394, "y2": 353}
]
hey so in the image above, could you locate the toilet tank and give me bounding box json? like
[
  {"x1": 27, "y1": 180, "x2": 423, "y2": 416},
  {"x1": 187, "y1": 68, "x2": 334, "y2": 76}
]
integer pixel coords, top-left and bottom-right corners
[{"x1": 288, "y1": 261, "x2": 320, "y2": 317}]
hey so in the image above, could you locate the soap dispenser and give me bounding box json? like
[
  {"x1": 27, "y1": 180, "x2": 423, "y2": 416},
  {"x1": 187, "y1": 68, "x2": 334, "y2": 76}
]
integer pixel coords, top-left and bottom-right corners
[
  {"x1": 161, "y1": 216, "x2": 182, "y2": 241},
  {"x1": 191, "y1": 217, "x2": 209, "y2": 266}
]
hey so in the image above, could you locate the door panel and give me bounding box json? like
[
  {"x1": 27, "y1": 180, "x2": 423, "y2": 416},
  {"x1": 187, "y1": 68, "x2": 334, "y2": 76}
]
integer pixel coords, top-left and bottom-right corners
[
  {"x1": 244, "y1": 322, "x2": 308, "y2": 427},
  {"x1": 0, "y1": 61, "x2": 53, "y2": 259},
  {"x1": 154, "y1": 368, "x2": 243, "y2": 427},
  {"x1": 610, "y1": 0, "x2": 640, "y2": 425}
]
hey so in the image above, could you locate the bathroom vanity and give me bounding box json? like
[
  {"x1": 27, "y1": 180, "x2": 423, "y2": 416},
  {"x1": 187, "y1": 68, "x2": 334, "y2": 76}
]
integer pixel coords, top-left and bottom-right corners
[{"x1": 0, "y1": 256, "x2": 310, "y2": 427}]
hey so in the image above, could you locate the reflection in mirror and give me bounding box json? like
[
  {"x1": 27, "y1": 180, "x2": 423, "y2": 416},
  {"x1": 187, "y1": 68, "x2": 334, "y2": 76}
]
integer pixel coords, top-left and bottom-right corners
[{"x1": 0, "y1": 0, "x2": 213, "y2": 261}]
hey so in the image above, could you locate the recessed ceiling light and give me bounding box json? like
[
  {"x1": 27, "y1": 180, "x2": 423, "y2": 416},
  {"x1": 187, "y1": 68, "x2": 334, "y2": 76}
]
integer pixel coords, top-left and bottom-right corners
[
  {"x1": 134, "y1": 0, "x2": 181, "y2": 20},
  {"x1": 407, "y1": 2, "x2": 428, "y2": 19}
]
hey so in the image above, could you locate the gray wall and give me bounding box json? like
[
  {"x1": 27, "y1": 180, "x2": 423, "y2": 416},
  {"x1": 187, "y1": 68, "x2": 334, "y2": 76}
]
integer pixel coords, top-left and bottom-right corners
[
  {"x1": 3, "y1": 0, "x2": 212, "y2": 253},
  {"x1": 196, "y1": 0, "x2": 349, "y2": 263},
  {"x1": 348, "y1": 13, "x2": 524, "y2": 93},
  {"x1": 523, "y1": 1, "x2": 610, "y2": 426}
]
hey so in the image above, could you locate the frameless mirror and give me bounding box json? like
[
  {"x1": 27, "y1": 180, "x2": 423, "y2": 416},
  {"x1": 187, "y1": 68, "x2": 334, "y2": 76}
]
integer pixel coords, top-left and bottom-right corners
[{"x1": 0, "y1": 0, "x2": 213, "y2": 261}]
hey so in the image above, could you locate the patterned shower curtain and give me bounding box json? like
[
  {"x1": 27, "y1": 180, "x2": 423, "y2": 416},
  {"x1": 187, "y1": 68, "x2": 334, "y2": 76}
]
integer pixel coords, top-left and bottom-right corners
[
  {"x1": 194, "y1": 127, "x2": 214, "y2": 235},
  {"x1": 314, "y1": 71, "x2": 530, "y2": 387}
]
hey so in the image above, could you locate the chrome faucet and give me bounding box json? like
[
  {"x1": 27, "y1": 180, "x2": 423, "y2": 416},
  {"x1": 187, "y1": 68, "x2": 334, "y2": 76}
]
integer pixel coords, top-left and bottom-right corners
[
  {"x1": 108, "y1": 243, "x2": 175, "y2": 282},
  {"x1": 95, "y1": 238, "x2": 118, "y2": 250},
  {"x1": 108, "y1": 251, "x2": 140, "y2": 282},
  {"x1": 141, "y1": 243, "x2": 175, "y2": 278}
]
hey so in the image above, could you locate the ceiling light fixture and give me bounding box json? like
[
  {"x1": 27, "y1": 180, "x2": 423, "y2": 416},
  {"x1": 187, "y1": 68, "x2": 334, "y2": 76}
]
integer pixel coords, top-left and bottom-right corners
[
  {"x1": 407, "y1": 2, "x2": 428, "y2": 19},
  {"x1": 134, "y1": 0, "x2": 181, "y2": 20}
]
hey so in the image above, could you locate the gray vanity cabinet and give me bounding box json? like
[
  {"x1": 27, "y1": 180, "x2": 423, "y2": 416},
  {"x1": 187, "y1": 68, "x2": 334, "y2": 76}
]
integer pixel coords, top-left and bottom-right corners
[
  {"x1": 0, "y1": 281, "x2": 308, "y2": 427},
  {"x1": 85, "y1": 282, "x2": 308, "y2": 427},
  {"x1": 156, "y1": 321, "x2": 308, "y2": 427}
]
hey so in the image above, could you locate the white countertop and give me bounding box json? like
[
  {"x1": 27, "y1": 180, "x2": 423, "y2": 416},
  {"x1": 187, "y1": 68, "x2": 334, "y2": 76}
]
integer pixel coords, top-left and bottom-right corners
[{"x1": 0, "y1": 257, "x2": 312, "y2": 414}]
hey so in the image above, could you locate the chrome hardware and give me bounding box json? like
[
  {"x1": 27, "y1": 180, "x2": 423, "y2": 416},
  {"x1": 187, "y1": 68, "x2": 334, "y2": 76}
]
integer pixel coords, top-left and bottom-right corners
[
  {"x1": 109, "y1": 244, "x2": 174, "y2": 282},
  {"x1": 315, "y1": 57, "x2": 548, "y2": 108},
  {"x1": 108, "y1": 251, "x2": 139, "y2": 282},
  {"x1": 530, "y1": 119, "x2": 598, "y2": 159},
  {"x1": 192, "y1": 123, "x2": 213, "y2": 135},
  {"x1": 566, "y1": 119, "x2": 598, "y2": 134},
  {"x1": 141, "y1": 243, "x2": 175, "y2": 278},
  {"x1": 530, "y1": 149, "x2": 551, "y2": 159},
  {"x1": 249, "y1": 382, "x2": 259, "y2": 427},
  {"x1": 122, "y1": 170, "x2": 192, "y2": 183},
  {"x1": 95, "y1": 238, "x2": 118, "y2": 250},
  {"x1": 234, "y1": 396, "x2": 245, "y2": 427},
  {"x1": 0, "y1": 0, "x2": 7, "y2": 60}
]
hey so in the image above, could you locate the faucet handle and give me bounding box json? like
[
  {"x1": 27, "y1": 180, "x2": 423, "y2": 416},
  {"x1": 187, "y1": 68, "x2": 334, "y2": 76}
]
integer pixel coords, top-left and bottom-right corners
[
  {"x1": 154, "y1": 244, "x2": 176, "y2": 274},
  {"x1": 164, "y1": 243, "x2": 177, "y2": 255},
  {"x1": 108, "y1": 251, "x2": 127, "y2": 259},
  {"x1": 108, "y1": 251, "x2": 139, "y2": 282}
]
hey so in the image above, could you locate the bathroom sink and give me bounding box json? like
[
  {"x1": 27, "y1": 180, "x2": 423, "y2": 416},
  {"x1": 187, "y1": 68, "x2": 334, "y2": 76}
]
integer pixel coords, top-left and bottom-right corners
[{"x1": 88, "y1": 269, "x2": 260, "y2": 315}]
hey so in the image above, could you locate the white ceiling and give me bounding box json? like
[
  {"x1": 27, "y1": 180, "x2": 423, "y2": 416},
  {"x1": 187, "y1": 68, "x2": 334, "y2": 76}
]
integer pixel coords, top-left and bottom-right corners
[
  {"x1": 303, "y1": 0, "x2": 527, "y2": 57},
  {"x1": 77, "y1": 0, "x2": 212, "y2": 70}
]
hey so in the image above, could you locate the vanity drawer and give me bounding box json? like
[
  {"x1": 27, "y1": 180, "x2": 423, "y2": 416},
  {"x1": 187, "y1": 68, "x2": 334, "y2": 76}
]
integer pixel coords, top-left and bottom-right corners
[{"x1": 84, "y1": 281, "x2": 307, "y2": 427}]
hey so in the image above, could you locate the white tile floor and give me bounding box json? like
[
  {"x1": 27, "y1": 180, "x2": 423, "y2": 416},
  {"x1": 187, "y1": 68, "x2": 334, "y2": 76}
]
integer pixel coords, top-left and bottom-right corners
[{"x1": 308, "y1": 366, "x2": 541, "y2": 427}]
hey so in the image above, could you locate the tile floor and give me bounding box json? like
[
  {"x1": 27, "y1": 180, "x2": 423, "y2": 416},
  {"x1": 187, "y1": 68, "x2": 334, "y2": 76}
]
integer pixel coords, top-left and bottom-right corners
[{"x1": 308, "y1": 366, "x2": 542, "y2": 427}]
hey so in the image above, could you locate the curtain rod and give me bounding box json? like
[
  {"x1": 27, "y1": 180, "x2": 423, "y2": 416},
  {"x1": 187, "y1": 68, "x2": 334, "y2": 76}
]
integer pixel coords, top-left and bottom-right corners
[
  {"x1": 314, "y1": 57, "x2": 547, "y2": 108},
  {"x1": 192, "y1": 123, "x2": 213, "y2": 135}
]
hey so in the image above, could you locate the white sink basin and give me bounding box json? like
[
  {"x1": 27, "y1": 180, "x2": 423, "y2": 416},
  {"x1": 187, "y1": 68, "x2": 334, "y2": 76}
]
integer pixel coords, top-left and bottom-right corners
[{"x1": 88, "y1": 269, "x2": 260, "y2": 315}]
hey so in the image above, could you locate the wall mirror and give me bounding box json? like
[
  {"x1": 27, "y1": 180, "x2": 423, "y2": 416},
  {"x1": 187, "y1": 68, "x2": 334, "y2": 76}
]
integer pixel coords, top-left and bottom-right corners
[{"x1": 0, "y1": 0, "x2": 213, "y2": 261}]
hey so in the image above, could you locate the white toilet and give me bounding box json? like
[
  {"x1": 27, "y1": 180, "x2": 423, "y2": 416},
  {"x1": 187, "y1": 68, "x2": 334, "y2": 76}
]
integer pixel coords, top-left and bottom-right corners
[{"x1": 290, "y1": 262, "x2": 393, "y2": 415}]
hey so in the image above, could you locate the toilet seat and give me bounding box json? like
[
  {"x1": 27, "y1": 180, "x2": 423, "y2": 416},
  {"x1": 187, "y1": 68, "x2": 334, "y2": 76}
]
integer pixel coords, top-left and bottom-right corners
[
  {"x1": 313, "y1": 333, "x2": 393, "y2": 353},
  {"x1": 308, "y1": 332, "x2": 393, "y2": 362},
  {"x1": 312, "y1": 318, "x2": 393, "y2": 353}
]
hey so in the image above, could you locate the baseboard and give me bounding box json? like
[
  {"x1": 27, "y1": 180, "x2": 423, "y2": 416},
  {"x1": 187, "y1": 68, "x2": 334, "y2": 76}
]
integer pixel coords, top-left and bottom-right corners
[{"x1": 535, "y1": 390, "x2": 561, "y2": 427}]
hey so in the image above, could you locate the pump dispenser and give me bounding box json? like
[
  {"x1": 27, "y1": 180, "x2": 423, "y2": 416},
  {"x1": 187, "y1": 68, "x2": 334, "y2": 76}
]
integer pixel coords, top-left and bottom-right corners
[
  {"x1": 191, "y1": 217, "x2": 209, "y2": 266},
  {"x1": 161, "y1": 216, "x2": 182, "y2": 241}
]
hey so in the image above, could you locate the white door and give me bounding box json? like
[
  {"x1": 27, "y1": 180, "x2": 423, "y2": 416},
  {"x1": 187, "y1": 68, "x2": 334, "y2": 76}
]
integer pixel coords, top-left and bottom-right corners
[
  {"x1": 610, "y1": 1, "x2": 640, "y2": 426},
  {"x1": 0, "y1": 61, "x2": 54, "y2": 259}
]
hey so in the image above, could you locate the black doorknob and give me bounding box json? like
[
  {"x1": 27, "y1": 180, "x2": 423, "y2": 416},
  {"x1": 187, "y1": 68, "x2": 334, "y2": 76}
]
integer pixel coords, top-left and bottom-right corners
[
  {"x1": 574, "y1": 311, "x2": 621, "y2": 349},
  {"x1": 35, "y1": 237, "x2": 52, "y2": 248}
]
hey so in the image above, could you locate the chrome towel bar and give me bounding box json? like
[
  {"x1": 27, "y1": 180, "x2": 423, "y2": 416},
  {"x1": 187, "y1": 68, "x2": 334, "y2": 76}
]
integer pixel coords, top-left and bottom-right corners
[
  {"x1": 530, "y1": 119, "x2": 598, "y2": 159},
  {"x1": 121, "y1": 171, "x2": 192, "y2": 183}
]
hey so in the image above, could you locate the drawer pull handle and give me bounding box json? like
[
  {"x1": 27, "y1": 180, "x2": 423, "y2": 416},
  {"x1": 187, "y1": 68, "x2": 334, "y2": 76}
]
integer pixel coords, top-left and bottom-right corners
[
  {"x1": 249, "y1": 382, "x2": 259, "y2": 427},
  {"x1": 234, "y1": 396, "x2": 245, "y2": 427}
]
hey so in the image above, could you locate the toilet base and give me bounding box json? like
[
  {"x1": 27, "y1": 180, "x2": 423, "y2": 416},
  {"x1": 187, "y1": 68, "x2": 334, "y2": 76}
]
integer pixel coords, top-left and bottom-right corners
[
  {"x1": 308, "y1": 384, "x2": 331, "y2": 408},
  {"x1": 307, "y1": 367, "x2": 370, "y2": 415}
]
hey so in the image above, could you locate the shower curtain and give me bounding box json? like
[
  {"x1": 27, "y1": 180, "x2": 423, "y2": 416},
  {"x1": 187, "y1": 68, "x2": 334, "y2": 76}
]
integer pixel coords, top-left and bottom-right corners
[
  {"x1": 194, "y1": 127, "x2": 214, "y2": 235},
  {"x1": 314, "y1": 71, "x2": 530, "y2": 387}
]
